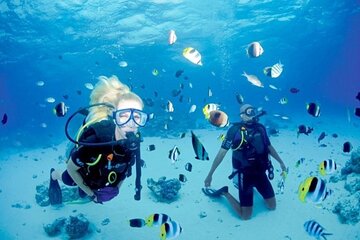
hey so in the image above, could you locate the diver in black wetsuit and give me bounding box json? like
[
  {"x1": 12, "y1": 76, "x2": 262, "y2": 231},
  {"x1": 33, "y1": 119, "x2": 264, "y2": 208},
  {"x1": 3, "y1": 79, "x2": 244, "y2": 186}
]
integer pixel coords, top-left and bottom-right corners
[
  {"x1": 48, "y1": 76, "x2": 148, "y2": 205},
  {"x1": 204, "y1": 104, "x2": 287, "y2": 220}
]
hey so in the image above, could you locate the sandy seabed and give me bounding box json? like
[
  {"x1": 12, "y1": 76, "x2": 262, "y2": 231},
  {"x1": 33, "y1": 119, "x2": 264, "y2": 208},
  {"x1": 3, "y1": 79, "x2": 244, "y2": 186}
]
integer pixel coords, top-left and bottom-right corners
[{"x1": 0, "y1": 126, "x2": 359, "y2": 240}]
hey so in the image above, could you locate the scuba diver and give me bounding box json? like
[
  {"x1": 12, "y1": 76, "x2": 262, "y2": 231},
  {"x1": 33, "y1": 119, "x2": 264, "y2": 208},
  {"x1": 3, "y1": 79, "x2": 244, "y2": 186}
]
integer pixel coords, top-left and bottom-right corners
[
  {"x1": 49, "y1": 75, "x2": 148, "y2": 205},
  {"x1": 203, "y1": 103, "x2": 287, "y2": 220}
]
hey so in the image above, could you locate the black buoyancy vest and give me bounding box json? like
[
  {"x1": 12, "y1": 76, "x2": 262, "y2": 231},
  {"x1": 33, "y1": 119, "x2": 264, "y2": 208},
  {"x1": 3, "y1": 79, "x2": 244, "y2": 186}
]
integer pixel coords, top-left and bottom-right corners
[{"x1": 230, "y1": 122, "x2": 269, "y2": 170}]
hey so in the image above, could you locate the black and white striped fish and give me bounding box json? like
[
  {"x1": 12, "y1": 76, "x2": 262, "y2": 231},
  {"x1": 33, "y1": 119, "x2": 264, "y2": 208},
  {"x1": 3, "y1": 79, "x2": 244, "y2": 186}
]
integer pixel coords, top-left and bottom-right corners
[
  {"x1": 168, "y1": 146, "x2": 180, "y2": 163},
  {"x1": 191, "y1": 131, "x2": 209, "y2": 160},
  {"x1": 304, "y1": 220, "x2": 332, "y2": 240},
  {"x1": 264, "y1": 62, "x2": 284, "y2": 78}
]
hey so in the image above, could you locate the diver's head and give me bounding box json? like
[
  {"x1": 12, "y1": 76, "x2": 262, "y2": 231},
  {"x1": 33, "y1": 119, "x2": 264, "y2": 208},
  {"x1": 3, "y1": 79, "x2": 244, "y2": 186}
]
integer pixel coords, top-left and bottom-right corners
[
  {"x1": 113, "y1": 92, "x2": 147, "y2": 139},
  {"x1": 240, "y1": 104, "x2": 259, "y2": 123}
]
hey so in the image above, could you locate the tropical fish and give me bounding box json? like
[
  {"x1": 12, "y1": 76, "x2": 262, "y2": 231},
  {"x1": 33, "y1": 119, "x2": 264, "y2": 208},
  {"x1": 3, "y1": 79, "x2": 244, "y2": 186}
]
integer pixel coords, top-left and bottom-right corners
[
  {"x1": 118, "y1": 61, "x2": 128, "y2": 68},
  {"x1": 263, "y1": 62, "x2": 284, "y2": 78},
  {"x1": 84, "y1": 83, "x2": 94, "y2": 90},
  {"x1": 295, "y1": 157, "x2": 305, "y2": 168},
  {"x1": 53, "y1": 102, "x2": 69, "y2": 117},
  {"x1": 202, "y1": 103, "x2": 220, "y2": 119},
  {"x1": 160, "y1": 220, "x2": 182, "y2": 240},
  {"x1": 317, "y1": 132, "x2": 326, "y2": 143},
  {"x1": 279, "y1": 97, "x2": 288, "y2": 105},
  {"x1": 1, "y1": 113, "x2": 8, "y2": 125},
  {"x1": 185, "y1": 162, "x2": 192, "y2": 172},
  {"x1": 208, "y1": 110, "x2": 229, "y2": 128},
  {"x1": 269, "y1": 84, "x2": 278, "y2": 90},
  {"x1": 290, "y1": 87, "x2": 300, "y2": 93},
  {"x1": 129, "y1": 218, "x2": 146, "y2": 228},
  {"x1": 217, "y1": 133, "x2": 225, "y2": 141},
  {"x1": 242, "y1": 72, "x2": 263, "y2": 88},
  {"x1": 208, "y1": 87, "x2": 213, "y2": 97},
  {"x1": 36, "y1": 80, "x2": 45, "y2": 86},
  {"x1": 175, "y1": 69, "x2": 184, "y2": 78},
  {"x1": 191, "y1": 131, "x2": 209, "y2": 160},
  {"x1": 168, "y1": 30, "x2": 177, "y2": 45},
  {"x1": 303, "y1": 220, "x2": 332, "y2": 240},
  {"x1": 189, "y1": 104, "x2": 196, "y2": 113},
  {"x1": 152, "y1": 69, "x2": 159, "y2": 76},
  {"x1": 166, "y1": 100, "x2": 174, "y2": 112},
  {"x1": 147, "y1": 213, "x2": 172, "y2": 227},
  {"x1": 343, "y1": 141, "x2": 352, "y2": 153},
  {"x1": 168, "y1": 146, "x2": 180, "y2": 163},
  {"x1": 319, "y1": 159, "x2": 337, "y2": 176},
  {"x1": 297, "y1": 125, "x2": 313, "y2": 137},
  {"x1": 298, "y1": 176, "x2": 332, "y2": 204},
  {"x1": 147, "y1": 144, "x2": 156, "y2": 151},
  {"x1": 46, "y1": 97, "x2": 55, "y2": 103},
  {"x1": 235, "y1": 93, "x2": 244, "y2": 104},
  {"x1": 179, "y1": 174, "x2": 187, "y2": 183},
  {"x1": 307, "y1": 102, "x2": 320, "y2": 117},
  {"x1": 246, "y1": 41, "x2": 264, "y2": 58},
  {"x1": 183, "y1": 47, "x2": 202, "y2": 66}
]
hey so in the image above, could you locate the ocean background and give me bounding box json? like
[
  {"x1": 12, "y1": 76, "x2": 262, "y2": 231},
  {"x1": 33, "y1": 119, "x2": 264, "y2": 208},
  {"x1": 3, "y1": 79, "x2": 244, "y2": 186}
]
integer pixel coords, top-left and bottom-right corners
[{"x1": 1, "y1": 0, "x2": 360, "y2": 239}]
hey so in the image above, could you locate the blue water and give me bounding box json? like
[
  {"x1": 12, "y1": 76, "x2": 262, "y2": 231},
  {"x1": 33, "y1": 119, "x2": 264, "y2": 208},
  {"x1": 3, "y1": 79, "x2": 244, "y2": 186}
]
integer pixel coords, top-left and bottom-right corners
[{"x1": 0, "y1": 1, "x2": 359, "y2": 149}]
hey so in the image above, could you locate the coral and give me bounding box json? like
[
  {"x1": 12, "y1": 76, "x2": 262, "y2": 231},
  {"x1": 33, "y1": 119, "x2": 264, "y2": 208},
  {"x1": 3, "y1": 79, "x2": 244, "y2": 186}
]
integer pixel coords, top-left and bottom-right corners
[
  {"x1": 147, "y1": 176, "x2": 181, "y2": 202},
  {"x1": 43, "y1": 214, "x2": 90, "y2": 238},
  {"x1": 344, "y1": 173, "x2": 360, "y2": 194},
  {"x1": 332, "y1": 147, "x2": 360, "y2": 224},
  {"x1": 43, "y1": 217, "x2": 66, "y2": 237},
  {"x1": 65, "y1": 214, "x2": 90, "y2": 239},
  {"x1": 332, "y1": 192, "x2": 360, "y2": 225},
  {"x1": 341, "y1": 147, "x2": 360, "y2": 175}
]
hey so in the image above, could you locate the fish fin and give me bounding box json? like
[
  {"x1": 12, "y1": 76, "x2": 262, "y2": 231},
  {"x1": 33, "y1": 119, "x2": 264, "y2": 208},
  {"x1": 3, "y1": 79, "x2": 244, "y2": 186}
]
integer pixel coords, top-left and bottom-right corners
[{"x1": 322, "y1": 233, "x2": 333, "y2": 240}]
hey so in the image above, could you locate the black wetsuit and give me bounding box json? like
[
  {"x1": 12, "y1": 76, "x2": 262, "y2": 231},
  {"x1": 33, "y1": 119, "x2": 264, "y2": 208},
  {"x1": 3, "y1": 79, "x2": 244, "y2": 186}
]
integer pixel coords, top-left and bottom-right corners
[
  {"x1": 222, "y1": 121, "x2": 275, "y2": 207},
  {"x1": 62, "y1": 120, "x2": 140, "y2": 190}
]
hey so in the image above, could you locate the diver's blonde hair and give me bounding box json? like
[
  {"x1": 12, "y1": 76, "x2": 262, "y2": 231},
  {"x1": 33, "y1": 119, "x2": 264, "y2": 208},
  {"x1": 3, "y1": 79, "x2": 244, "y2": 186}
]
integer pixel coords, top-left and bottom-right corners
[{"x1": 86, "y1": 75, "x2": 143, "y2": 123}]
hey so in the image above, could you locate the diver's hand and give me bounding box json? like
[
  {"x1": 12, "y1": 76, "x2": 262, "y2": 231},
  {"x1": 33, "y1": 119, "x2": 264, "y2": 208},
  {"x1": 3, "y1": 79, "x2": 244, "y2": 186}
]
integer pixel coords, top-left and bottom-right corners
[
  {"x1": 204, "y1": 175, "x2": 212, "y2": 187},
  {"x1": 89, "y1": 193, "x2": 102, "y2": 204}
]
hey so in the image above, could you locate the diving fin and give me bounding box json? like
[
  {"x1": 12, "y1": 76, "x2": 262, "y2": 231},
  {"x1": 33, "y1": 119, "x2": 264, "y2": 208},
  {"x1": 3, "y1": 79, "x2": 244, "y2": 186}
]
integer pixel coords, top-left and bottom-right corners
[
  {"x1": 49, "y1": 168, "x2": 62, "y2": 205},
  {"x1": 202, "y1": 186, "x2": 228, "y2": 198}
]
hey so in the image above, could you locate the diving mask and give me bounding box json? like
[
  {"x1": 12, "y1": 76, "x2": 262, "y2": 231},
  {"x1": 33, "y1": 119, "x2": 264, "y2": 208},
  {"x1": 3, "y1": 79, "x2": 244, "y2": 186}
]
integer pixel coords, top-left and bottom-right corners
[
  {"x1": 113, "y1": 108, "x2": 149, "y2": 127},
  {"x1": 241, "y1": 107, "x2": 257, "y2": 117}
]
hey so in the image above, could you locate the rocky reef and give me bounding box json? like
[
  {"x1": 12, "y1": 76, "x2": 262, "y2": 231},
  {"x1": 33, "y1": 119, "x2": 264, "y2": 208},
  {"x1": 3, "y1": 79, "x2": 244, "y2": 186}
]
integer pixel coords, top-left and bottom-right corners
[
  {"x1": 332, "y1": 147, "x2": 360, "y2": 224},
  {"x1": 147, "y1": 176, "x2": 181, "y2": 202},
  {"x1": 44, "y1": 214, "x2": 90, "y2": 239}
]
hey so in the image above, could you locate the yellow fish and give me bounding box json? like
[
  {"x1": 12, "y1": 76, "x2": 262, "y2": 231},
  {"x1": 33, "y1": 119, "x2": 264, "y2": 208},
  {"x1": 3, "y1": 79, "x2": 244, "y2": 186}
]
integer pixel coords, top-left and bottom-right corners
[
  {"x1": 202, "y1": 103, "x2": 220, "y2": 119},
  {"x1": 183, "y1": 47, "x2": 203, "y2": 66},
  {"x1": 319, "y1": 159, "x2": 337, "y2": 176},
  {"x1": 298, "y1": 176, "x2": 332, "y2": 204}
]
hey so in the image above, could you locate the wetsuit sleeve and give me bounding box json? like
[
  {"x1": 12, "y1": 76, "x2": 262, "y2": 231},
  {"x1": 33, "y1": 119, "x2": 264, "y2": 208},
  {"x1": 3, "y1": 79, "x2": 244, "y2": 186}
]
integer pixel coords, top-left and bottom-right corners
[{"x1": 221, "y1": 125, "x2": 237, "y2": 150}]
